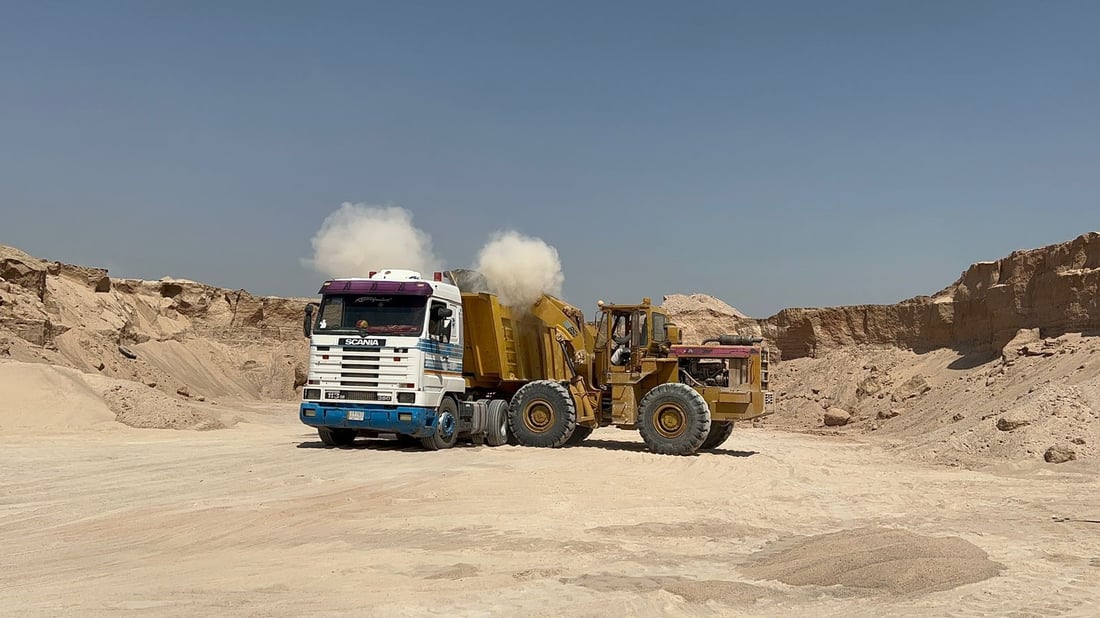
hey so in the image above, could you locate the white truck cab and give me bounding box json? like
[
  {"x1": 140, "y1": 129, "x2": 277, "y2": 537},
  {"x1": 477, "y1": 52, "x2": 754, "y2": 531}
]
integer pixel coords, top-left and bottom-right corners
[{"x1": 299, "y1": 269, "x2": 467, "y2": 445}]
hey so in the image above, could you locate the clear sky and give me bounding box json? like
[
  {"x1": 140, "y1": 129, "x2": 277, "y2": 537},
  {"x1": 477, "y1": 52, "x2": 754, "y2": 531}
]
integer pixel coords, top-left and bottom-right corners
[{"x1": 2, "y1": 1, "x2": 1097, "y2": 317}]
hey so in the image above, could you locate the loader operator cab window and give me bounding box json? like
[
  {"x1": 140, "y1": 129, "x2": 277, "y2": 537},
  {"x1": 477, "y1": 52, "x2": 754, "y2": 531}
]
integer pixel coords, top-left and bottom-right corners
[
  {"x1": 611, "y1": 313, "x2": 629, "y2": 345},
  {"x1": 651, "y1": 313, "x2": 668, "y2": 343},
  {"x1": 610, "y1": 311, "x2": 638, "y2": 367}
]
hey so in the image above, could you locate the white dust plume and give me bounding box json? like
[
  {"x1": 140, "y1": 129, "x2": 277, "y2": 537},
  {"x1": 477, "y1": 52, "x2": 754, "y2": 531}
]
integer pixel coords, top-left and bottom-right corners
[
  {"x1": 306, "y1": 203, "x2": 442, "y2": 278},
  {"x1": 475, "y1": 230, "x2": 564, "y2": 307}
]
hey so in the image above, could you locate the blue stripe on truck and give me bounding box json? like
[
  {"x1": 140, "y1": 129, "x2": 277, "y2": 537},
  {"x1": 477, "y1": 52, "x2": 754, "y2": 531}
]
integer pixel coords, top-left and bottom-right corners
[{"x1": 417, "y1": 340, "x2": 463, "y2": 355}]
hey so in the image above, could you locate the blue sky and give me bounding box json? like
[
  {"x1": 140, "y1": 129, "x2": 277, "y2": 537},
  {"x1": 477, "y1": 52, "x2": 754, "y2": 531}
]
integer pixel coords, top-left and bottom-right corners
[{"x1": 2, "y1": 1, "x2": 1097, "y2": 317}]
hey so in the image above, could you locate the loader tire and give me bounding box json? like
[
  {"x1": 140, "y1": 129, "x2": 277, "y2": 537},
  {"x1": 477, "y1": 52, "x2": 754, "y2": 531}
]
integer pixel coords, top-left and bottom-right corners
[
  {"x1": 509, "y1": 380, "x2": 576, "y2": 448},
  {"x1": 421, "y1": 396, "x2": 460, "y2": 451},
  {"x1": 486, "y1": 399, "x2": 510, "y2": 447},
  {"x1": 700, "y1": 421, "x2": 734, "y2": 450},
  {"x1": 318, "y1": 427, "x2": 357, "y2": 447},
  {"x1": 564, "y1": 425, "x2": 593, "y2": 446},
  {"x1": 638, "y1": 383, "x2": 711, "y2": 455}
]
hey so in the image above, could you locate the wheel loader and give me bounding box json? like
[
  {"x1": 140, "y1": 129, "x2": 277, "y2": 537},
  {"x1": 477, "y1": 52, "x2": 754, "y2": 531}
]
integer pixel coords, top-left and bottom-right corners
[{"x1": 462, "y1": 292, "x2": 773, "y2": 455}]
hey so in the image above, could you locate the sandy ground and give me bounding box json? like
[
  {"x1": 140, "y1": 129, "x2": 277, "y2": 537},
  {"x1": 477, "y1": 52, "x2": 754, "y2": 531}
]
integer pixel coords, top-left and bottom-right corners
[{"x1": 2, "y1": 404, "x2": 1099, "y2": 617}]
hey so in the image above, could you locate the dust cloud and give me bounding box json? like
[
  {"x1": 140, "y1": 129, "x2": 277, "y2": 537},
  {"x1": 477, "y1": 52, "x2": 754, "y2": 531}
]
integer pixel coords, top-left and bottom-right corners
[
  {"x1": 475, "y1": 230, "x2": 565, "y2": 307},
  {"x1": 305, "y1": 203, "x2": 442, "y2": 278}
]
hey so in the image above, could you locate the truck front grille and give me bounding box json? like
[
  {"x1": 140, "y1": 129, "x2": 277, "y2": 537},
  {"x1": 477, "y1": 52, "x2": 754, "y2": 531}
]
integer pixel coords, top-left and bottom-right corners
[{"x1": 309, "y1": 346, "x2": 415, "y2": 392}]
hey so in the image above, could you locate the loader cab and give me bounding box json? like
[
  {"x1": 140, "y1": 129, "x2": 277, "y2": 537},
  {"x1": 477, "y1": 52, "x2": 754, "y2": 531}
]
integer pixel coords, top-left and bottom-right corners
[{"x1": 594, "y1": 299, "x2": 674, "y2": 382}]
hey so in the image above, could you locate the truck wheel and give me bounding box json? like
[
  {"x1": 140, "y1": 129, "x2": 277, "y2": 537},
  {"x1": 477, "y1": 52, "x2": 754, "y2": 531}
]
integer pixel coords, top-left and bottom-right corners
[
  {"x1": 564, "y1": 425, "x2": 593, "y2": 446},
  {"x1": 509, "y1": 380, "x2": 576, "y2": 448},
  {"x1": 318, "y1": 427, "x2": 357, "y2": 447},
  {"x1": 638, "y1": 383, "x2": 711, "y2": 455},
  {"x1": 700, "y1": 421, "x2": 734, "y2": 449},
  {"x1": 485, "y1": 400, "x2": 509, "y2": 447},
  {"x1": 421, "y1": 397, "x2": 460, "y2": 451}
]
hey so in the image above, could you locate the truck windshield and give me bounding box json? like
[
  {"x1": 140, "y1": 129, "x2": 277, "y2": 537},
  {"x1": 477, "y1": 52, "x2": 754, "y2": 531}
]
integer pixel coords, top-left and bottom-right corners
[{"x1": 314, "y1": 294, "x2": 428, "y2": 335}]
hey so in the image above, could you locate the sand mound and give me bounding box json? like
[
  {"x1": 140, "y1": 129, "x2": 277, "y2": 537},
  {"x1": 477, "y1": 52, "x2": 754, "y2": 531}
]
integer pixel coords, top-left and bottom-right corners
[
  {"x1": 661, "y1": 293, "x2": 748, "y2": 319},
  {"x1": 769, "y1": 333, "x2": 1100, "y2": 466},
  {"x1": 0, "y1": 359, "x2": 231, "y2": 433},
  {"x1": 741, "y1": 527, "x2": 1003, "y2": 594},
  {"x1": 0, "y1": 360, "x2": 117, "y2": 431},
  {"x1": 90, "y1": 377, "x2": 227, "y2": 431},
  {"x1": 661, "y1": 293, "x2": 761, "y2": 344}
]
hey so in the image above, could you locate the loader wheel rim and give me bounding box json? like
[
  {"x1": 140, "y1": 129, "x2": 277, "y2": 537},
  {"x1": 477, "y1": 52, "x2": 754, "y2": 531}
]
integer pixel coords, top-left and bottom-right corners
[
  {"x1": 523, "y1": 400, "x2": 556, "y2": 433},
  {"x1": 654, "y1": 404, "x2": 687, "y2": 439}
]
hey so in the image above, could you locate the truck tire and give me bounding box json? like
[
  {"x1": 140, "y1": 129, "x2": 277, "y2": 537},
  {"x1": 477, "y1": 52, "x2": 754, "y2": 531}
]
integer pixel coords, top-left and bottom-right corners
[
  {"x1": 564, "y1": 425, "x2": 593, "y2": 446},
  {"x1": 318, "y1": 427, "x2": 357, "y2": 447},
  {"x1": 700, "y1": 421, "x2": 734, "y2": 449},
  {"x1": 638, "y1": 383, "x2": 711, "y2": 455},
  {"x1": 421, "y1": 396, "x2": 460, "y2": 451},
  {"x1": 485, "y1": 399, "x2": 509, "y2": 447},
  {"x1": 509, "y1": 380, "x2": 576, "y2": 448}
]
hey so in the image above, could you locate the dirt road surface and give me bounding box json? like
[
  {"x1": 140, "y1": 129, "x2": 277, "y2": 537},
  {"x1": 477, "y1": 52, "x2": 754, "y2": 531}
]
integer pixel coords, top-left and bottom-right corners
[{"x1": 2, "y1": 404, "x2": 1098, "y2": 617}]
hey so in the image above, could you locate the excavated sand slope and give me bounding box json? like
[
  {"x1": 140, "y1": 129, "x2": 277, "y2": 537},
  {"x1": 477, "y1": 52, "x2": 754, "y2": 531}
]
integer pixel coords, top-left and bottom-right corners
[{"x1": 1, "y1": 244, "x2": 308, "y2": 430}]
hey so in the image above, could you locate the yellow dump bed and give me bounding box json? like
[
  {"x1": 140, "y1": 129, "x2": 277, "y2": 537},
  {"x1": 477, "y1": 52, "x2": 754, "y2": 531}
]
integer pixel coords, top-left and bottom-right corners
[{"x1": 460, "y1": 292, "x2": 586, "y2": 394}]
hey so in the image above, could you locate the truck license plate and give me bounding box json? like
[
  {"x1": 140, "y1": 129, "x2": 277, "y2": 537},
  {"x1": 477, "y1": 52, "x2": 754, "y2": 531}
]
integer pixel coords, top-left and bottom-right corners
[{"x1": 348, "y1": 410, "x2": 365, "y2": 421}]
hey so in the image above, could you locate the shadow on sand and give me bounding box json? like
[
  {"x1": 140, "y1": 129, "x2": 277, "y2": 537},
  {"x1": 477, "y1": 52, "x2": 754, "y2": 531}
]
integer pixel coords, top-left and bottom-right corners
[
  {"x1": 296, "y1": 437, "x2": 436, "y2": 452},
  {"x1": 296, "y1": 437, "x2": 757, "y2": 457},
  {"x1": 947, "y1": 350, "x2": 1000, "y2": 370},
  {"x1": 571, "y1": 439, "x2": 757, "y2": 457}
]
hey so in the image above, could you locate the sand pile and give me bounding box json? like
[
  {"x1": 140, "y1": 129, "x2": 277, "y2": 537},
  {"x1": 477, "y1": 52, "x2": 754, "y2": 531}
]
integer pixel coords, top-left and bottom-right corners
[
  {"x1": 741, "y1": 527, "x2": 1003, "y2": 594},
  {"x1": 660, "y1": 293, "x2": 762, "y2": 344},
  {"x1": 765, "y1": 332, "x2": 1100, "y2": 466},
  {"x1": 0, "y1": 360, "x2": 117, "y2": 431},
  {"x1": 0, "y1": 360, "x2": 229, "y2": 431}
]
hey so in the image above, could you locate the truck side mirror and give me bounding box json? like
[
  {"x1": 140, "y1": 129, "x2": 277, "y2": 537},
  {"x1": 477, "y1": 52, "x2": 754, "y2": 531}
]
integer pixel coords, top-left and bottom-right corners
[
  {"x1": 442, "y1": 317, "x2": 453, "y2": 342},
  {"x1": 434, "y1": 306, "x2": 453, "y2": 320},
  {"x1": 303, "y1": 304, "x2": 316, "y2": 339}
]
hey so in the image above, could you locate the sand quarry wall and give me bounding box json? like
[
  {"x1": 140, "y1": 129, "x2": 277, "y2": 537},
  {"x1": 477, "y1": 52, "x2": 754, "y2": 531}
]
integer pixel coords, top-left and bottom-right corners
[
  {"x1": 1, "y1": 244, "x2": 309, "y2": 430},
  {"x1": 661, "y1": 232, "x2": 1100, "y2": 360},
  {"x1": 763, "y1": 232, "x2": 1100, "y2": 359}
]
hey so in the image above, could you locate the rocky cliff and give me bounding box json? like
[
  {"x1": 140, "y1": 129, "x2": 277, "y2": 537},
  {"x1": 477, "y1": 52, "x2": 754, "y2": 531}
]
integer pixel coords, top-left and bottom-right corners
[
  {"x1": 665, "y1": 232, "x2": 1100, "y2": 360},
  {"x1": 1, "y1": 245, "x2": 310, "y2": 402}
]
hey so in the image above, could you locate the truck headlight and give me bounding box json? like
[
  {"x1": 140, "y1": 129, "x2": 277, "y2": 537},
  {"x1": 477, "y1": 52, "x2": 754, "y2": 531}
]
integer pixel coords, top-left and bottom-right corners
[
  {"x1": 397, "y1": 392, "x2": 415, "y2": 404},
  {"x1": 303, "y1": 388, "x2": 321, "y2": 400}
]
